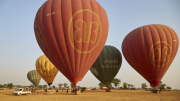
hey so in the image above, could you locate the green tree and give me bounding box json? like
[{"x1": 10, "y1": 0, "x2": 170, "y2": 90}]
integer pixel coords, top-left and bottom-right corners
[
  {"x1": 123, "y1": 82, "x2": 128, "y2": 89},
  {"x1": 52, "y1": 85, "x2": 55, "y2": 89},
  {"x1": 159, "y1": 84, "x2": 166, "y2": 90},
  {"x1": 141, "y1": 83, "x2": 147, "y2": 89},
  {"x1": 98, "y1": 82, "x2": 105, "y2": 88},
  {"x1": 112, "y1": 78, "x2": 121, "y2": 88},
  {"x1": 4, "y1": 84, "x2": 7, "y2": 88},
  {"x1": 7, "y1": 83, "x2": 13, "y2": 89},
  {"x1": 131, "y1": 84, "x2": 134, "y2": 88},
  {"x1": 157, "y1": 81, "x2": 166, "y2": 90},
  {"x1": 119, "y1": 87, "x2": 123, "y2": 89},
  {"x1": 156, "y1": 81, "x2": 162, "y2": 87},
  {"x1": 43, "y1": 84, "x2": 47, "y2": 89},
  {"x1": 58, "y1": 83, "x2": 63, "y2": 88},
  {"x1": 38, "y1": 85, "x2": 42, "y2": 89},
  {"x1": 128, "y1": 84, "x2": 131, "y2": 89},
  {"x1": 0, "y1": 84, "x2": 4, "y2": 88},
  {"x1": 70, "y1": 84, "x2": 74, "y2": 88},
  {"x1": 166, "y1": 86, "x2": 171, "y2": 90},
  {"x1": 16, "y1": 85, "x2": 21, "y2": 88},
  {"x1": 30, "y1": 84, "x2": 35, "y2": 88},
  {"x1": 64, "y1": 83, "x2": 68, "y2": 89},
  {"x1": 67, "y1": 86, "x2": 69, "y2": 89}
]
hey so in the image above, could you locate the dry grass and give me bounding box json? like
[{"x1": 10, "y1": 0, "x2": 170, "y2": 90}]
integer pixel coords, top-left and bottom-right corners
[{"x1": 0, "y1": 89, "x2": 180, "y2": 101}]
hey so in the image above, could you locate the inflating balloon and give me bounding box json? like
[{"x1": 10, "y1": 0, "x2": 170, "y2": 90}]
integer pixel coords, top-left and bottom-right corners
[
  {"x1": 36, "y1": 55, "x2": 59, "y2": 86},
  {"x1": 27, "y1": 70, "x2": 41, "y2": 87},
  {"x1": 90, "y1": 45, "x2": 122, "y2": 88},
  {"x1": 122, "y1": 24, "x2": 179, "y2": 87},
  {"x1": 34, "y1": 0, "x2": 109, "y2": 86}
]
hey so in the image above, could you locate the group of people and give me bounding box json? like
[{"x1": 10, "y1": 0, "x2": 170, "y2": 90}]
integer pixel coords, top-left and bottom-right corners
[
  {"x1": 151, "y1": 88, "x2": 162, "y2": 93},
  {"x1": 31, "y1": 89, "x2": 38, "y2": 95},
  {"x1": 66, "y1": 89, "x2": 84, "y2": 95}
]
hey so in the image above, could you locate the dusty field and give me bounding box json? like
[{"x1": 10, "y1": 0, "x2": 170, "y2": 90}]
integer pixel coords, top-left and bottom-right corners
[{"x1": 0, "y1": 89, "x2": 180, "y2": 101}]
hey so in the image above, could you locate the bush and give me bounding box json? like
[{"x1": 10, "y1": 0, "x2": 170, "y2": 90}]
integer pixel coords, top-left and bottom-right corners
[{"x1": 80, "y1": 87, "x2": 86, "y2": 91}]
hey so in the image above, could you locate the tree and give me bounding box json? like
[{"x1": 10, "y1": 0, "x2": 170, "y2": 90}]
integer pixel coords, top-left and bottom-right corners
[
  {"x1": 58, "y1": 83, "x2": 63, "y2": 88},
  {"x1": 141, "y1": 83, "x2": 147, "y2": 89},
  {"x1": 112, "y1": 78, "x2": 121, "y2": 88},
  {"x1": 98, "y1": 82, "x2": 105, "y2": 88},
  {"x1": 128, "y1": 84, "x2": 131, "y2": 89},
  {"x1": 64, "y1": 83, "x2": 68, "y2": 89},
  {"x1": 123, "y1": 82, "x2": 128, "y2": 89},
  {"x1": 0, "y1": 84, "x2": 4, "y2": 88},
  {"x1": 166, "y1": 86, "x2": 171, "y2": 90},
  {"x1": 16, "y1": 85, "x2": 21, "y2": 88},
  {"x1": 131, "y1": 84, "x2": 134, "y2": 88},
  {"x1": 30, "y1": 84, "x2": 35, "y2": 89},
  {"x1": 4, "y1": 84, "x2": 7, "y2": 88},
  {"x1": 38, "y1": 85, "x2": 42, "y2": 89},
  {"x1": 159, "y1": 84, "x2": 166, "y2": 90},
  {"x1": 43, "y1": 84, "x2": 47, "y2": 89},
  {"x1": 7, "y1": 83, "x2": 13, "y2": 89},
  {"x1": 70, "y1": 84, "x2": 74, "y2": 88},
  {"x1": 67, "y1": 86, "x2": 69, "y2": 89},
  {"x1": 157, "y1": 81, "x2": 166, "y2": 90},
  {"x1": 52, "y1": 85, "x2": 55, "y2": 89}
]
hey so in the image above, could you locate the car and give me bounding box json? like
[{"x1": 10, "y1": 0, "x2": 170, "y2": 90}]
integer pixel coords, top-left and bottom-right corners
[
  {"x1": 91, "y1": 88, "x2": 96, "y2": 90},
  {"x1": 13, "y1": 88, "x2": 31, "y2": 96}
]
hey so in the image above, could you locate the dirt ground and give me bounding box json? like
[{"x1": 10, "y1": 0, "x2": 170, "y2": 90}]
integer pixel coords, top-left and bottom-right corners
[{"x1": 0, "y1": 89, "x2": 180, "y2": 101}]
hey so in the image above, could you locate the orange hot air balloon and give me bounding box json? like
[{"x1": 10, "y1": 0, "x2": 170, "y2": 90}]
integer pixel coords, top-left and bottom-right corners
[
  {"x1": 122, "y1": 24, "x2": 179, "y2": 87},
  {"x1": 34, "y1": 0, "x2": 109, "y2": 86}
]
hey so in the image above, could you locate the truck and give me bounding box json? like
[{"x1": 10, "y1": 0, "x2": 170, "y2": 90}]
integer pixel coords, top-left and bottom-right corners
[
  {"x1": 13, "y1": 88, "x2": 31, "y2": 95},
  {"x1": 101, "y1": 87, "x2": 108, "y2": 90}
]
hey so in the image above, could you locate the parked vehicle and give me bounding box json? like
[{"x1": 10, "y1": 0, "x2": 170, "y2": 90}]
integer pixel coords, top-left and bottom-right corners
[
  {"x1": 13, "y1": 88, "x2": 31, "y2": 96},
  {"x1": 91, "y1": 88, "x2": 96, "y2": 90},
  {"x1": 101, "y1": 87, "x2": 108, "y2": 90}
]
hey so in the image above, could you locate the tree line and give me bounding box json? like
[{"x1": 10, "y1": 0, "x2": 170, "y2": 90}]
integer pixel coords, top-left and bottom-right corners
[{"x1": 98, "y1": 78, "x2": 173, "y2": 90}]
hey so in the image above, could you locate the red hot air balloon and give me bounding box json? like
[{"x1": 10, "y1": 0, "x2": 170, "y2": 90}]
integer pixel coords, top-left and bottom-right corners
[
  {"x1": 122, "y1": 24, "x2": 179, "y2": 87},
  {"x1": 34, "y1": 0, "x2": 109, "y2": 86}
]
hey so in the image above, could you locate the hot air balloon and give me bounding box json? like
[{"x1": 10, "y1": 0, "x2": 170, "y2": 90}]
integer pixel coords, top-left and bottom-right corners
[
  {"x1": 90, "y1": 45, "x2": 122, "y2": 89},
  {"x1": 36, "y1": 55, "x2": 59, "y2": 86},
  {"x1": 122, "y1": 24, "x2": 179, "y2": 87},
  {"x1": 34, "y1": 0, "x2": 109, "y2": 86},
  {"x1": 27, "y1": 70, "x2": 41, "y2": 87}
]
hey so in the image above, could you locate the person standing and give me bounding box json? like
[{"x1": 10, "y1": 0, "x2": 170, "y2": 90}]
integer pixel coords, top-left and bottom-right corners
[
  {"x1": 81, "y1": 89, "x2": 83, "y2": 95},
  {"x1": 66, "y1": 89, "x2": 68, "y2": 95}
]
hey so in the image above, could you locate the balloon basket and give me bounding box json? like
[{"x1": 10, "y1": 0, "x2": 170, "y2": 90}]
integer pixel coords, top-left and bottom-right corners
[
  {"x1": 151, "y1": 90, "x2": 159, "y2": 93},
  {"x1": 105, "y1": 89, "x2": 111, "y2": 92},
  {"x1": 71, "y1": 90, "x2": 81, "y2": 95}
]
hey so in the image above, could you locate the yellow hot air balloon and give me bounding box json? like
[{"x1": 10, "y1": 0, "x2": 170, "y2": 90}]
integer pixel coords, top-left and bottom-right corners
[{"x1": 36, "y1": 55, "x2": 59, "y2": 86}]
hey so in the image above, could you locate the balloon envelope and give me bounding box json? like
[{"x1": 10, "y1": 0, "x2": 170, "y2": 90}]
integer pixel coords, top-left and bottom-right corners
[
  {"x1": 36, "y1": 55, "x2": 59, "y2": 86},
  {"x1": 90, "y1": 45, "x2": 122, "y2": 88},
  {"x1": 34, "y1": 0, "x2": 109, "y2": 86},
  {"x1": 27, "y1": 70, "x2": 41, "y2": 87},
  {"x1": 122, "y1": 24, "x2": 179, "y2": 87}
]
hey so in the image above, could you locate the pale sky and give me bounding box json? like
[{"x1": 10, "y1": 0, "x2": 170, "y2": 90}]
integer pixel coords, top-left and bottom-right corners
[{"x1": 0, "y1": 0, "x2": 179, "y2": 89}]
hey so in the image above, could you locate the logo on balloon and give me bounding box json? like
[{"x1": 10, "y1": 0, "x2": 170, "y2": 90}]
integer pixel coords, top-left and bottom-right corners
[
  {"x1": 149, "y1": 41, "x2": 172, "y2": 67},
  {"x1": 101, "y1": 60, "x2": 119, "y2": 69},
  {"x1": 90, "y1": 67, "x2": 98, "y2": 76},
  {"x1": 68, "y1": 9, "x2": 102, "y2": 53},
  {"x1": 38, "y1": 61, "x2": 48, "y2": 75}
]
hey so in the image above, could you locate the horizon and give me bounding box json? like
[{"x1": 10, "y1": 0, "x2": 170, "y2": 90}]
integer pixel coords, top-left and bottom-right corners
[{"x1": 0, "y1": 0, "x2": 179, "y2": 89}]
